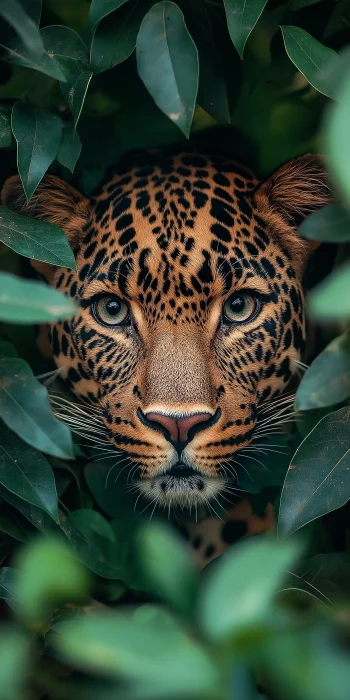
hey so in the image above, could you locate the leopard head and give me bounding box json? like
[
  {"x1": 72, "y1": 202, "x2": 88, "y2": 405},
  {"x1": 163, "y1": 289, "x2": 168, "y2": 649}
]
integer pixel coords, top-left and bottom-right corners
[{"x1": 2, "y1": 149, "x2": 331, "y2": 508}]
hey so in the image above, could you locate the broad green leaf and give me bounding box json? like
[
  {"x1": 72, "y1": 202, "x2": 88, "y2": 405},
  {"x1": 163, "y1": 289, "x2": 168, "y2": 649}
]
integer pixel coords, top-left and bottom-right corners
[
  {"x1": 0, "y1": 357, "x2": 74, "y2": 459},
  {"x1": 295, "y1": 331, "x2": 350, "y2": 410},
  {"x1": 0, "y1": 422, "x2": 58, "y2": 521},
  {"x1": 0, "y1": 273, "x2": 77, "y2": 324},
  {"x1": 326, "y1": 68, "x2": 350, "y2": 204},
  {"x1": 223, "y1": 0, "x2": 268, "y2": 59},
  {"x1": 0, "y1": 567, "x2": 17, "y2": 608},
  {"x1": 238, "y1": 435, "x2": 293, "y2": 493},
  {"x1": 56, "y1": 122, "x2": 82, "y2": 172},
  {"x1": 136, "y1": 1, "x2": 199, "y2": 137},
  {"x1": 15, "y1": 538, "x2": 90, "y2": 627},
  {"x1": 85, "y1": 460, "x2": 137, "y2": 519},
  {"x1": 0, "y1": 206, "x2": 76, "y2": 270},
  {"x1": 41, "y1": 25, "x2": 89, "y2": 72},
  {"x1": 139, "y1": 522, "x2": 198, "y2": 616},
  {"x1": 299, "y1": 204, "x2": 350, "y2": 243},
  {"x1": 1, "y1": 39, "x2": 67, "y2": 82},
  {"x1": 290, "y1": 0, "x2": 322, "y2": 7},
  {"x1": 90, "y1": 0, "x2": 130, "y2": 27},
  {"x1": 0, "y1": 627, "x2": 28, "y2": 698},
  {"x1": 280, "y1": 26, "x2": 340, "y2": 100},
  {"x1": 91, "y1": 0, "x2": 151, "y2": 74},
  {"x1": 0, "y1": 340, "x2": 18, "y2": 358},
  {"x1": 0, "y1": 0, "x2": 44, "y2": 54},
  {"x1": 11, "y1": 102, "x2": 62, "y2": 201},
  {"x1": 199, "y1": 538, "x2": 300, "y2": 640},
  {"x1": 278, "y1": 407, "x2": 350, "y2": 536},
  {"x1": 0, "y1": 488, "x2": 122, "y2": 579},
  {"x1": 70, "y1": 509, "x2": 116, "y2": 543},
  {"x1": 61, "y1": 70, "x2": 93, "y2": 126},
  {"x1": 307, "y1": 262, "x2": 350, "y2": 321},
  {"x1": 54, "y1": 607, "x2": 218, "y2": 694},
  {"x1": 0, "y1": 103, "x2": 12, "y2": 148},
  {"x1": 297, "y1": 553, "x2": 350, "y2": 601},
  {"x1": 17, "y1": 0, "x2": 42, "y2": 25},
  {"x1": 0, "y1": 500, "x2": 31, "y2": 542}
]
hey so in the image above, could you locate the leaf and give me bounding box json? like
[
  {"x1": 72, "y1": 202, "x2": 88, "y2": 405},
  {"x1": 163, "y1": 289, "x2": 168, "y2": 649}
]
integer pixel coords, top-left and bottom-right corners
[
  {"x1": 0, "y1": 205, "x2": 76, "y2": 269},
  {"x1": 70, "y1": 509, "x2": 116, "y2": 543},
  {"x1": 0, "y1": 103, "x2": 12, "y2": 148},
  {"x1": 290, "y1": 0, "x2": 322, "y2": 7},
  {"x1": 199, "y1": 537, "x2": 300, "y2": 640},
  {"x1": 223, "y1": 0, "x2": 268, "y2": 59},
  {"x1": 0, "y1": 0, "x2": 44, "y2": 54},
  {"x1": 326, "y1": 68, "x2": 350, "y2": 204},
  {"x1": 295, "y1": 330, "x2": 350, "y2": 410},
  {"x1": 0, "y1": 627, "x2": 28, "y2": 698},
  {"x1": 56, "y1": 122, "x2": 82, "y2": 172},
  {"x1": 138, "y1": 522, "x2": 198, "y2": 616},
  {"x1": 307, "y1": 262, "x2": 350, "y2": 321},
  {"x1": 11, "y1": 102, "x2": 63, "y2": 201},
  {"x1": 0, "y1": 500, "x2": 31, "y2": 542},
  {"x1": 90, "y1": 0, "x2": 130, "y2": 27},
  {"x1": 90, "y1": 0, "x2": 151, "y2": 74},
  {"x1": 41, "y1": 24, "x2": 89, "y2": 73},
  {"x1": 0, "y1": 356, "x2": 74, "y2": 459},
  {"x1": 278, "y1": 407, "x2": 350, "y2": 537},
  {"x1": 84, "y1": 460, "x2": 137, "y2": 519},
  {"x1": 280, "y1": 26, "x2": 340, "y2": 100},
  {"x1": 0, "y1": 340, "x2": 18, "y2": 358},
  {"x1": 136, "y1": 1, "x2": 199, "y2": 138},
  {"x1": 0, "y1": 567, "x2": 17, "y2": 609},
  {"x1": 0, "y1": 422, "x2": 58, "y2": 521},
  {"x1": 0, "y1": 273, "x2": 77, "y2": 324},
  {"x1": 1, "y1": 39, "x2": 67, "y2": 82},
  {"x1": 299, "y1": 204, "x2": 350, "y2": 243},
  {"x1": 15, "y1": 538, "x2": 90, "y2": 628},
  {"x1": 60, "y1": 70, "x2": 93, "y2": 126},
  {"x1": 54, "y1": 607, "x2": 218, "y2": 694}
]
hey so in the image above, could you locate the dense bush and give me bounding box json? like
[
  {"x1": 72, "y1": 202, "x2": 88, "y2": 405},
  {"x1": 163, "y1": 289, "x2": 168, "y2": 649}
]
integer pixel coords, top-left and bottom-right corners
[{"x1": 0, "y1": 0, "x2": 349, "y2": 698}]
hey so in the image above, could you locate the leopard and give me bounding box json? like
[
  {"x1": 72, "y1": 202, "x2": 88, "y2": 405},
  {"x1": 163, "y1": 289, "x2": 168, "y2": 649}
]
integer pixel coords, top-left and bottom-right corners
[{"x1": 2, "y1": 147, "x2": 331, "y2": 566}]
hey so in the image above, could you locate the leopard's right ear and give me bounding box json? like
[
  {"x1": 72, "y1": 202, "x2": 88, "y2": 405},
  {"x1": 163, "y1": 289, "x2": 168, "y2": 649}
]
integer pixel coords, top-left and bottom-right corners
[{"x1": 1, "y1": 174, "x2": 91, "y2": 280}]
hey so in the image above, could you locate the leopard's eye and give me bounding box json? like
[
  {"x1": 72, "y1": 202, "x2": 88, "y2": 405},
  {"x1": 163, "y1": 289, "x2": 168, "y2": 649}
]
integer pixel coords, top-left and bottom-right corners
[
  {"x1": 223, "y1": 292, "x2": 259, "y2": 324},
  {"x1": 93, "y1": 295, "x2": 129, "y2": 326}
]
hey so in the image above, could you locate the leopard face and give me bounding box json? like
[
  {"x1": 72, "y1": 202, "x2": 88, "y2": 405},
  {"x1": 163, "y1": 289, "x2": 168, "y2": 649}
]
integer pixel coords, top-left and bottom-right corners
[{"x1": 2, "y1": 148, "x2": 330, "y2": 508}]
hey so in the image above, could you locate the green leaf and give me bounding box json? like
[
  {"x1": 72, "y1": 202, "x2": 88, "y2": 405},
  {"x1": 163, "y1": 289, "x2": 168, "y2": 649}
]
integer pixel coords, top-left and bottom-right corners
[
  {"x1": 0, "y1": 273, "x2": 77, "y2": 324},
  {"x1": 0, "y1": 0, "x2": 44, "y2": 54},
  {"x1": 0, "y1": 500, "x2": 31, "y2": 542},
  {"x1": 1, "y1": 39, "x2": 67, "y2": 82},
  {"x1": 56, "y1": 122, "x2": 82, "y2": 172},
  {"x1": 0, "y1": 103, "x2": 12, "y2": 148},
  {"x1": 0, "y1": 567, "x2": 17, "y2": 609},
  {"x1": 299, "y1": 204, "x2": 350, "y2": 243},
  {"x1": 223, "y1": 0, "x2": 268, "y2": 59},
  {"x1": 54, "y1": 607, "x2": 218, "y2": 694},
  {"x1": 70, "y1": 509, "x2": 116, "y2": 543},
  {"x1": 15, "y1": 538, "x2": 90, "y2": 627},
  {"x1": 278, "y1": 406, "x2": 350, "y2": 536},
  {"x1": 60, "y1": 70, "x2": 93, "y2": 126},
  {"x1": 199, "y1": 537, "x2": 300, "y2": 640},
  {"x1": 90, "y1": 0, "x2": 130, "y2": 27},
  {"x1": 136, "y1": 1, "x2": 199, "y2": 138},
  {"x1": 0, "y1": 422, "x2": 58, "y2": 521},
  {"x1": 0, "y1": 340, "x2": 18, "y2": 358},
  {"x1": 90, "y1": 0, "x2": 150, "y2": 74},
  {"x1": 280, "y1": 26, "x2": 340, "y2": 100},
  {"x1": 41, "y1": 24, "x2": 89, "y2": 73},
  {"x1": 0, "y1": 206, "x2": 76, "y2": 270},
  {"x1": 11, "y1": 102, "x2": 62, "y2": 201},
  {"x1": 0, "y1": 627, "x2": 28, "y2": 698},
  {"x1": 85, "y1": 460, "x2": 136, "y2": 519},
  {"x1": 0, "y1": 357, "x2": 74, "y2": 459},
  {"x1": 138, "y1": 522, "x2": 198, "y2": 616},
  {"x1": 326, "y1": 68, "x2": 350, "y2": 204},
  {"x1": 295, "y1": 330, "x2": 350, "y2": 410},
  {"x1": 307, "y1": 262, "x2": 350, "y2": 321},
  {"x1": 290, "y1": 0, "x2": 322, "y2": 7}
]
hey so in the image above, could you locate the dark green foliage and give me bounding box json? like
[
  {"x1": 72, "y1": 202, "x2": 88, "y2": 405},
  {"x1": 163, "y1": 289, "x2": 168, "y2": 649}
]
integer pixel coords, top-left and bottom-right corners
[{"x1": 0, "y1": 0, "x2": 349, "y2": 699}]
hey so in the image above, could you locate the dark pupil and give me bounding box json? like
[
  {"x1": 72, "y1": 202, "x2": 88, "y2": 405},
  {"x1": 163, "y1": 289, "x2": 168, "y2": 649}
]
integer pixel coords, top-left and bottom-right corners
[
  {"x1": 230, "y1": 295, "x2": 245, "y2": 312},
  {"x1": 105, "y1": 298, "x2": 121, "y2": 316}
]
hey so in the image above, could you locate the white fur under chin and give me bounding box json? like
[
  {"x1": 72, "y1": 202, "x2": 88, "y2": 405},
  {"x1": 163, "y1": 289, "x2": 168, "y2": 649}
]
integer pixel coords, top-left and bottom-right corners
[{"x1": 137, "y1": 474, "x2": 225, "y2": 507}]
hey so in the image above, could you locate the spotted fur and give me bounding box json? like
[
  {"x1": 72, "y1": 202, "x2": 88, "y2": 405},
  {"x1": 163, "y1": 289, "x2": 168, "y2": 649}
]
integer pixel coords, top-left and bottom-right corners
[{"x1": 2, "y1": 148, "x2": 331, "y2": 557}]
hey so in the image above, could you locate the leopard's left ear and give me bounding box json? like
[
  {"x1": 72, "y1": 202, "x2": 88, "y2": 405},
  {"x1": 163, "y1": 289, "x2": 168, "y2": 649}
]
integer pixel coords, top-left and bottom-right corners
[{"x1": 254, "y1": 154, "x2": 333, "y2": 265}]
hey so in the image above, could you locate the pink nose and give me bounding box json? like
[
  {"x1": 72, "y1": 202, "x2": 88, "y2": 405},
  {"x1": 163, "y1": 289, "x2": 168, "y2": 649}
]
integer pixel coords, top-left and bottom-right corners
[{"x1": 146, "y1": 412, "x2": 212, "y2": 443}]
